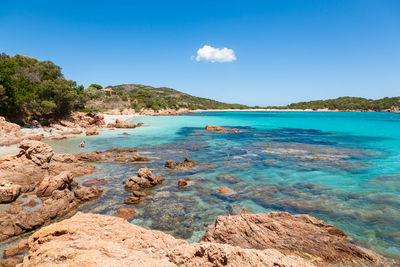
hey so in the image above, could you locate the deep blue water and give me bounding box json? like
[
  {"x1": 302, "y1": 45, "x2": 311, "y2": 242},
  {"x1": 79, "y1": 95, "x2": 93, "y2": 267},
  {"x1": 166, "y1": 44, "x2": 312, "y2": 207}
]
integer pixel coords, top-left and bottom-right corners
[{"x1": 46, "y1": 111, "x2": 400, "y2": 258}]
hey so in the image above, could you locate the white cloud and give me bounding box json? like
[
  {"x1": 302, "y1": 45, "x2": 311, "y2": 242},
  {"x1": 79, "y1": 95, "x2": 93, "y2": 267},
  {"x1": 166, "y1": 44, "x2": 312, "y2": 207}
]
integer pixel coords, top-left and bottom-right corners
[{"x1": 195, "y1": 45, "x2": 236, "y2": 63}]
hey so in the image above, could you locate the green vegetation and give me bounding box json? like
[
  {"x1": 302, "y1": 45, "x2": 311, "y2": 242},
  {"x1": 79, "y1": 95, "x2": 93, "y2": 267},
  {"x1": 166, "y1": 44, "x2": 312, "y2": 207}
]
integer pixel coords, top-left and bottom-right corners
[
  {"x1": 0, "y1": 53, "x2": 85, "y2": 124},
  {"x1": 278, "y1": 97, "x2": 400, "y2": 111},
  {"x1": 106, "y1": 84, "x2": 249, "y2": 112}
]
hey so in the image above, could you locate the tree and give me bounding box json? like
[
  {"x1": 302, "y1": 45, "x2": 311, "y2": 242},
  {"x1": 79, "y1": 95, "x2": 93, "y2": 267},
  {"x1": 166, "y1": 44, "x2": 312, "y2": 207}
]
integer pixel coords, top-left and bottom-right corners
[{"x1": 0, "y1": 53, "x2": 85, "y2": 124}]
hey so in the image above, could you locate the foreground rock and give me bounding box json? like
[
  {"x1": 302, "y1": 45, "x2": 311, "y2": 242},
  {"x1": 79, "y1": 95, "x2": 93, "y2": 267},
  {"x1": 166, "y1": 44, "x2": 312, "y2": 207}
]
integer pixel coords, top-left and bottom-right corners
[
  {"x1": 124, "y1": 168, "x2": 164, "y2": 191},
  {"x1": 165, "y1": 157, "x2": 197, "y2": 169},
  {"x1": 205, "y1": 125, "x2": 240, "y2": 133},
  {"x1": 0, "y1": 183, "x2": 22, "y2": 204},
  {"x1": 0, "y1": 186, "x2": 102, "y2": 241},
  {"x1": 202, "y1": 212, "x2": 384, "y2": 266},
  {"x1": 21, "y1": 212, "x2": 312, "y2": 267}
]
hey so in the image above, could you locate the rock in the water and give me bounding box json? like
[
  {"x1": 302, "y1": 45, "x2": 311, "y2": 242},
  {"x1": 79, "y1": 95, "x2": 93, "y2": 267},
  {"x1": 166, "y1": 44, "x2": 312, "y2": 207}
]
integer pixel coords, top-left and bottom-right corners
[
  {"x1": 105, "y1": 147, "x2": 137, "y2": 153},
  {"x1": 115, "y1": 119, "x2": 136, "y2": 128},
  {"x1": 218, "y1": 186, "x2": 235, "y2": 195},
  {"x1": 85, "y1": 127, "x2": 99, "y2": 136},
  {"x1": 114, "y1": 153, "x2": 150, "y2": 163},
  {"x1": 115, "y1": 207, "x2": 136, "y2": 220},
  {"x1": 74, "y1": 185, "x2": 103, "y2": 202},
  {"x1": 205, "y1": 125, "x2": 240, "y2": 133},
  {"x1": 177, "y1": 178, "x2": 189, "y2": 187},
  {"x1": 3, "y1": 239, "x2": 28, "y2": 258},
  {"x1": 202, "y1": 212, "x2": 382, "y2": 265},
  {"x1": 124, "y1": 191, "x2": 149, "y2": 204},
  {"x1": 165, "y1": 157, "x2": 197, "y2": 169},
  {"x1": 21, "y1": 212, "x2": 313, "y2": 267},
  {"x1": 74, "y1": 151, "x2": 105, "y2": 162},
  {"x1": 36, "y1": 171, "x2": 73, "y2": 197},
  {"x1": 0, "y1": 183, "x2": 22, "y2": 204},
  {"x1": 124, "y1": 168, "x2": 164, "y2": 191}
]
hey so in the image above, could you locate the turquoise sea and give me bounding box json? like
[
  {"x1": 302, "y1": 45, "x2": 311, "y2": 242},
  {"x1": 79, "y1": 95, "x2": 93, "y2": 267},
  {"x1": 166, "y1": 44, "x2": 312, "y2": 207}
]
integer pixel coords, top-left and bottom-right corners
[{"x1": 46, "y1": 111, "x2": 400, "y2": 258}]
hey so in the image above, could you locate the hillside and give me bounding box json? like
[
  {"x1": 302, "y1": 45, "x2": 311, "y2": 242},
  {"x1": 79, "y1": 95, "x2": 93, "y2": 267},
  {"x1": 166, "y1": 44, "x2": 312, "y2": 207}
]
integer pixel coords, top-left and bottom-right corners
[
  {"x1": 85, "y1": 84, "x2": 249, "y2": 112},
  {"x1": 275, "y1": 96, "x2": 400, "y2": 112}
]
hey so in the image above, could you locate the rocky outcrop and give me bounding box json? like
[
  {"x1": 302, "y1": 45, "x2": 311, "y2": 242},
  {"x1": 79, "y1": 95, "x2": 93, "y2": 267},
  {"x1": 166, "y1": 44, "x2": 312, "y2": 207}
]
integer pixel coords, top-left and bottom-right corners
[
  {"x1": 202, "y1": 212, "x2": 383, "y2": 266},
  {"x1": 165, "y1": 157, "x2": 197, "y2": 169},
  {"x1": 115, "y1": 119, "x2": 136, "y2": 128},
  {"x1": 0, "y1": 141, "x2": 94, "y2": 187},
  {"x1": 0, "y1": 116, "x2": 23, "y2": 146},
  {"x1": 36, "y1": 171, "x2": 73, "y2": 197},
  {"x1": 124, "y1": 191, "x2": 149, "y2": 204},
  {"x1": 0, "y1": 183, "x2": 22, "y2": 204},
  {"x1": 205, "y1": 125, "x2": 240, "y2": 133},
  {"x1": 0, "y1": 185, "x2": 102, "y2": 241},
  {"x1": 17, "y1": 140, "x2": 54, "y2": 166},
  {"x1": 21, "y1": 212, "x2": 313, "y2": 267},
  {"x1": 85, "y1": 127, "x2": 99, "y2": 136},
  {"x1": 124, "y1": 168, "x2": 164, "y2": 191},
  {"x1": 74, "y1": 185, "x2": 103, "y2": 202}
]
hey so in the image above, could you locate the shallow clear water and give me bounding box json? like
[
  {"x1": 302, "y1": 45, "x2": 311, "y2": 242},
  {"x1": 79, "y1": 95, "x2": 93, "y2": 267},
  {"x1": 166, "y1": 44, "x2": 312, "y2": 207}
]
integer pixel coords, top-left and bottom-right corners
[{"x1": 46, "y1": 111, "x2": 400, "y2": 258}]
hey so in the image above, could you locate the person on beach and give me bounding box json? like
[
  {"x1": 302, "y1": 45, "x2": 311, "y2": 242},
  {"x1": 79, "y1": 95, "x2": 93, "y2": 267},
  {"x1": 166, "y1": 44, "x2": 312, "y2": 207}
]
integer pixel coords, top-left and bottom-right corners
[
  {"x1": 79, "y1": 141, "x2": 85, "y2": 148},
  {"x1": 49, "y1": 128, "x2": 52, "y2": 135}
]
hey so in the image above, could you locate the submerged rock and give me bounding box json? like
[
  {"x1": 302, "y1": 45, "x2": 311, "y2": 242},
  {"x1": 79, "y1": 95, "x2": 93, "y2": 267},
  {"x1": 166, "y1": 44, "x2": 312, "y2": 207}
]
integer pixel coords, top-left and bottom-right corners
[
  {"x1": 165, "y1": 157, "x2": 197, "y2": 169},
  {"x1": 218, "y1": 186, "x2": 235, "y2": 195},
  {"x1": 114, "y1": 207, "x2": 136, "y2": 220},
  {"x1": 82, "y1": 178, "x2": 109, "y2": 186},
  {"x1": 205, "y1": 125, "x2": 240, "y2": 133},
  {"x1": 202, "y1": 212, "x2": 383, "y2": 266},
  {"x1": 124, "y1": 168, "x2": 164, "y2": 191}
]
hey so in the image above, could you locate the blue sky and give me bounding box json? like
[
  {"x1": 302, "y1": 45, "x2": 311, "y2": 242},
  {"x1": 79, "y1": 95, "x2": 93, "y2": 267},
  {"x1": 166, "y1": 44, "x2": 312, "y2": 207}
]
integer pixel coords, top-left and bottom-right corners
[{"x1": 1, "y1": 0, "x2": 399, "y2": 106}]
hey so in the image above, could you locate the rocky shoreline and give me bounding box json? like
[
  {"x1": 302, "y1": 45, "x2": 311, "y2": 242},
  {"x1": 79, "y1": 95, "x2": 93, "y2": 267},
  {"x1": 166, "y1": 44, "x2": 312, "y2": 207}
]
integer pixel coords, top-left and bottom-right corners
[
  {"x1": 0, "y1": 127, "x2": 398, "y2": 266},
  {"x1": 12, "y1": 211, "x2": 391, "y2": 266}
]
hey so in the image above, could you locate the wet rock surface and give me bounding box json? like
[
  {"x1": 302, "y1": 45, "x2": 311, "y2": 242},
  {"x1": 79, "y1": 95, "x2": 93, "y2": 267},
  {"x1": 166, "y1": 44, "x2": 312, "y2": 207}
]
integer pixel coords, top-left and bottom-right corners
[
  {"x1": 165, "y1": 157, "x2": 197, "y2": 169},
  {"x1": 114, "y1": 207, "x2": 136, "y2": 220},
  {"x1": 20, "y1": 212, "x2": 313, "y2": 267},
  {"x1": 124, "y1": 168, "x2": 164, "y2": 191},
  {"x1": 124, "y1": 191, "x2": 149, "y2": 204}
]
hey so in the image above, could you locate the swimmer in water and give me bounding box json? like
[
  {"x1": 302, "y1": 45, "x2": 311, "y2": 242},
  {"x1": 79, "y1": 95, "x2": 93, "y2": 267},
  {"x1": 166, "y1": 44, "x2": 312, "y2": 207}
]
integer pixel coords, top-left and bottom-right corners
[{"x1": 79, "y1": 141, "x2": 85, "y2": 148}]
